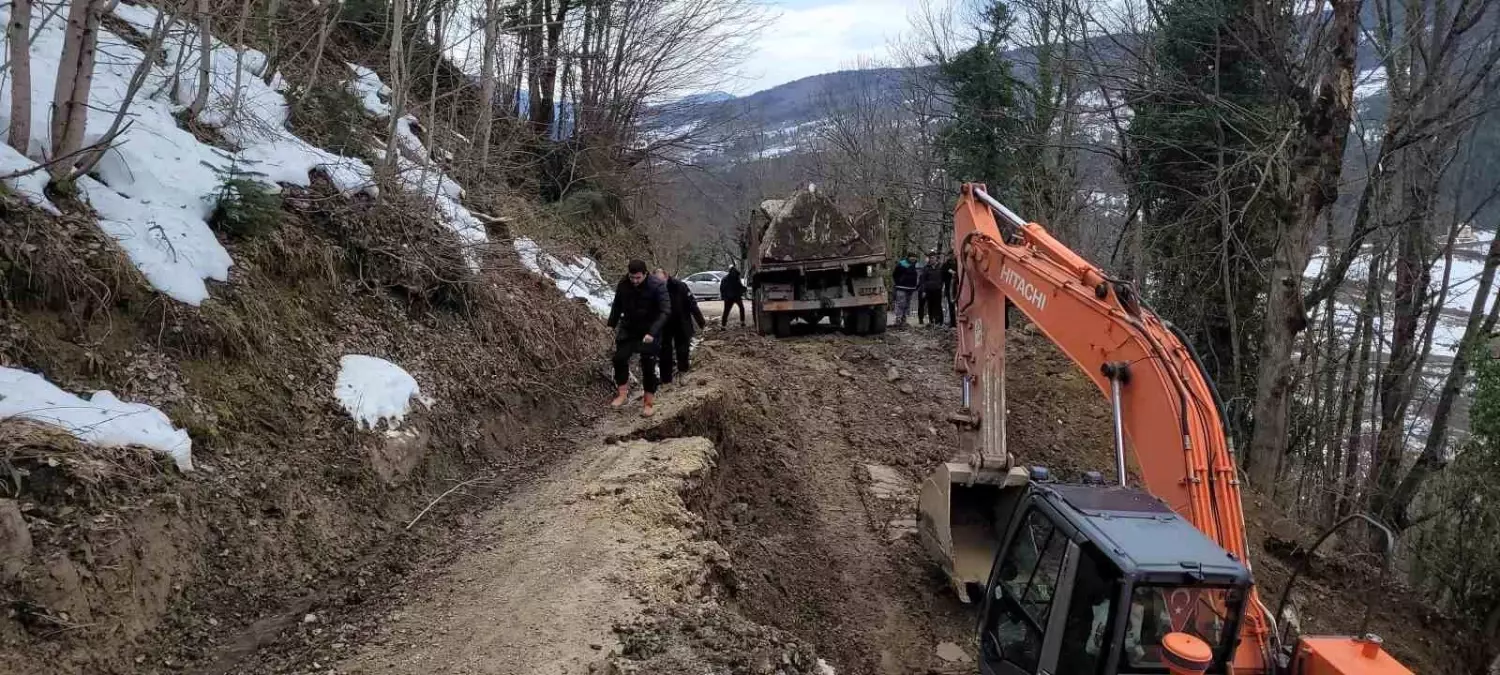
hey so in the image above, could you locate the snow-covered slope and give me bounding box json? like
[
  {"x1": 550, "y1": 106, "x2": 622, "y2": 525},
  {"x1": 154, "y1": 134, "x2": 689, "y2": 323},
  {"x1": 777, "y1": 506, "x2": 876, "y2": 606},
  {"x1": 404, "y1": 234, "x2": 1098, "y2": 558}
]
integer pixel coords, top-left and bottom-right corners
[
  {"x1": 0, "y1": 0, "x2": 503, "y2": 303},
  {"x1": 514, "y1": 237, "x2": 614, "y2": 317},
  {"x1": 0, "y1": 367, "x2": 194, "y2": 470},
  {"x1": 0, "y1": 0, "x2": 610, "y2": 466}
]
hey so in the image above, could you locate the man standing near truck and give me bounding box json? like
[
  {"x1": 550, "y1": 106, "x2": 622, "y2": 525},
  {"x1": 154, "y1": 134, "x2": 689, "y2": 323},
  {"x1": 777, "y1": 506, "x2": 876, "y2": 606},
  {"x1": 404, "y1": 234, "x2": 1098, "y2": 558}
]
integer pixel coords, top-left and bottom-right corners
[
  {"x1": 607, "y1": 260, "x2": 670, "y2": 417},
  {"x1": 917, "y1": 249, "x2": 945, "y2": 326},
  {"x1": 892, "y1": 252, "x2": 919, "y2": 326},
  {"x1": 653, "y1": 268, "x2": 707, "y2": 385},
  {"x1": 719, "y1": 265, "x2": 747, "y2": 327},
  {"x1": 942, "y1": 253, "x2": 958, "y2": 327}
]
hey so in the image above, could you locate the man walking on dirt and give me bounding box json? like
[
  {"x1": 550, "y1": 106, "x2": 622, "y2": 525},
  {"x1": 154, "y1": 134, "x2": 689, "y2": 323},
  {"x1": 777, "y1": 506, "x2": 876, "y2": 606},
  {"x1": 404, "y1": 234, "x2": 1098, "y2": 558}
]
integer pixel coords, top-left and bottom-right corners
[
  {"x1": 719, "y1": 265, "x2": 747, "y2": 327},
  {"x1": 917, "y1": 250, "x2": 944, "y2": 326},
  {"x1": 653, "y1": 268, "x2": 707, "y2": 385},
  {"x1": 891, "y1": 252, "x2": 919, "y2": 326},
  {"x1": 942, "y1": 253, "x2": 958, "y2": 327},
  {"x1": 607, "y1": 260, "x2": 670, "y2": 417}
]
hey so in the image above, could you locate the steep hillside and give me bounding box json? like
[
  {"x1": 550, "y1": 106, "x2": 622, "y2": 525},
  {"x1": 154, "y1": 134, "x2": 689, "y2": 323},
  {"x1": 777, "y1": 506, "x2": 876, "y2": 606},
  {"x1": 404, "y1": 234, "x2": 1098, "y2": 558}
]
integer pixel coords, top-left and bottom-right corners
[{"x1": 0, "y1": 1, "x2": 621, "y2": 673}]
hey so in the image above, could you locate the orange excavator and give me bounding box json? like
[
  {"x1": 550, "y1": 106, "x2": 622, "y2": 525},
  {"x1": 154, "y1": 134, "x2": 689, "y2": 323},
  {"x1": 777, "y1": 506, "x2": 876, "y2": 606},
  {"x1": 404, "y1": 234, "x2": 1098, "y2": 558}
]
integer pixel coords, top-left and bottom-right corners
[{"x1": 917, "y1": 184, "x2": 1414, "y2": 674}]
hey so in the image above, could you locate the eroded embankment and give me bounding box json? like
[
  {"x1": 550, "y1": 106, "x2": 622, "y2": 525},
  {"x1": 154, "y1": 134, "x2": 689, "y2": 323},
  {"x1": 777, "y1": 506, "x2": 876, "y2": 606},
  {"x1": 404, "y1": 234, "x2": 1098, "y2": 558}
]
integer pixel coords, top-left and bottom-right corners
[
  {"x1": 0, "y1": 194, "x2": 607, "y2": 675},
  {"x1": 317, "y1": 378, "x2": 834, "y2": 675}
]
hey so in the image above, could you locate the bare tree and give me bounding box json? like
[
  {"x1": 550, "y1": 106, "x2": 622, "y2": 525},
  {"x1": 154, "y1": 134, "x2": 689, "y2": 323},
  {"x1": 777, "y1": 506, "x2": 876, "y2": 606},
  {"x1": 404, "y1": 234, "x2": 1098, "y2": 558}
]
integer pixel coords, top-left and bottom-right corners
[
  {"x1": 49, "y1": 0, "x2": 105, "y2": 178},
  {"x1": 188, "y1": 0, "x2": 212, "y2": 116},
  {"x1": 8, "y1": 0, "x2": 33, "y2": 153},
  {"x1": 384, "y1": 0, "x2": 408, "y2": 170},
  {"x1": 1244, "y1": 0, "x2": 1363, "y2": 487}
]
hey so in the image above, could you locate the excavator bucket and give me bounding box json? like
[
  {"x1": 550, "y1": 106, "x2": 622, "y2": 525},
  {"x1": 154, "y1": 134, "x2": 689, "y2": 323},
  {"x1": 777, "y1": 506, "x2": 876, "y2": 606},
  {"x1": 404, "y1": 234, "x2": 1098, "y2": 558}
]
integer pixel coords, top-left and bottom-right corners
[{"x1": 917, "y1": 462, "x2": 1030, "y2": 603}]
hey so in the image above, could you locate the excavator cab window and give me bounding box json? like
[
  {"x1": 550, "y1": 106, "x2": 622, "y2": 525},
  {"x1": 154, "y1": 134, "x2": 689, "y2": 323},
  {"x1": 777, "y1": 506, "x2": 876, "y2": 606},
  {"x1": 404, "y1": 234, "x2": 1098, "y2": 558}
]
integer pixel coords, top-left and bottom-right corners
[
  {"x1": 980, "y1": 507, "x2": 1069, "y2": 673},
  {"x1": 1119, "y1": 585, "x2": 1242, "y2": 672}
]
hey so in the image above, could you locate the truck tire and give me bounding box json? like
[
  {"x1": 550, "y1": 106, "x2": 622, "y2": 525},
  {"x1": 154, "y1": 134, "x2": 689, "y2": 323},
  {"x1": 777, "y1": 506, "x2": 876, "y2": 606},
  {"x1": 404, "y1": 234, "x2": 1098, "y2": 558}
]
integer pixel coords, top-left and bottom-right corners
[
  {"x1": 828, "y1": 311, "x2": 843, "y2": 331},
  {"x1": 852, "y1": 308, "x2": 873, "y2": 335},
  {"x1": 754, "y1": 298, "x2": 772, "y2": 336},
  {"x1": 869, "y1": 306, "x2": 888, "y2": 334},
  {"x1": 839, "y1": 309, "x2": 857, "y2": 334},
  {"x1": 773, "y1": 313, "x2": 794, "y2": 338}
]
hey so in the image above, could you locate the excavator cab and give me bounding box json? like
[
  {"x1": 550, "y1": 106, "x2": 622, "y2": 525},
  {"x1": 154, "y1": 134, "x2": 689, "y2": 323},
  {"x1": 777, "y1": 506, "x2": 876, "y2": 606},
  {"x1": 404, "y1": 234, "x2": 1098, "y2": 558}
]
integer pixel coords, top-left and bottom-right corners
[{"x1": 976, "y1": 481, "x2": 1253, "y2": 675}]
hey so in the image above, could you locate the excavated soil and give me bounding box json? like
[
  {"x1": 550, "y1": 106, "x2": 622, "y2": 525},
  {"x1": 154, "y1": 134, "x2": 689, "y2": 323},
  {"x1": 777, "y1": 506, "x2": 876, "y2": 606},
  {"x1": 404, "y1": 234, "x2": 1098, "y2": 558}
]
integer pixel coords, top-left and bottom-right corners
[
  {"x1": 212, "y1": 321, "x2": 1120, "y2": 675},
  {"x1": 677, "y1": 324, "x2": 1118, "y2": 675}
]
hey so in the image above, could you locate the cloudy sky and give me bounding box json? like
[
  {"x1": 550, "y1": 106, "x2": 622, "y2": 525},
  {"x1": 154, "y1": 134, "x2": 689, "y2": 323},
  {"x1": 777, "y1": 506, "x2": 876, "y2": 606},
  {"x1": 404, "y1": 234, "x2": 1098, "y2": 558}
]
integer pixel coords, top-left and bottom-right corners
[{"x1": 730, "y1": 0, "x2": 916, "y2": 94}]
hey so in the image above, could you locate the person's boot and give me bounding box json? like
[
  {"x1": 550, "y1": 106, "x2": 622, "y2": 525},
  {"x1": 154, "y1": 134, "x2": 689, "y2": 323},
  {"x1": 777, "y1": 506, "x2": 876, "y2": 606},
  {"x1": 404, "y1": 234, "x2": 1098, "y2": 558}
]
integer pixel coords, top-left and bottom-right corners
[
  {"x1": 610, "y1": 384, "x2": 629, "y2": 408},
  {"x1": 641, "y1": 393, "x2": 656, "y2": 418}
]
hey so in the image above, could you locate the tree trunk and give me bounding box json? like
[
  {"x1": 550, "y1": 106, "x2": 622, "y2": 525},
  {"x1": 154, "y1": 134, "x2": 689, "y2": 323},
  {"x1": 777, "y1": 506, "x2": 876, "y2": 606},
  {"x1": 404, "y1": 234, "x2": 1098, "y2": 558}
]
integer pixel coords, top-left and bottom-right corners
[
  {"x1": 1384, "y1": 232, "x2": 1500, "y2": 527},
  {"x1": 228, "y1": 0, "x2": 252, "y2": 122},
  {"x1": 474, "y1": 0, "x2": 499, "y2": 168},
  {"x1": 306, "y1": 1, "x2": 338, "y2": 91},
  {"x1": 8, "y1": 0, "x2": 33, "y2": 155},
  {"x1": 261, "y1": 0, "x2": 283, "y2": 85},
  {"x1": 188, "y1": 0, "x2": 211, "y2": 115},
  {"x1": 49, "y1": 0, "x2": 103, "y2": 177},
  {"x1": 1339, "y1": 250, "x2": 1383, "y2": 519},
  {"x1": 1368, "y1": 195, "x2": 1431, "y2": 519},
  {"x1": 1245, "y1": 0, "x2": 1360, "y2": 488},
  {"x1": 72, "y1": 7, "x2": 171, "y2": 177},
  {"x1": 383, "y1": 0, "x2": 407, "y2": 171}
]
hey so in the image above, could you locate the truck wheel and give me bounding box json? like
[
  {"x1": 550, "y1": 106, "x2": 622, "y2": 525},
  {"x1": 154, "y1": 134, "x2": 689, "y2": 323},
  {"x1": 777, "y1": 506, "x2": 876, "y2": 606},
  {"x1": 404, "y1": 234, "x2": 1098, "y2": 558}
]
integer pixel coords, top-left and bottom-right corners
[
  {"x1": 773, "y1": 313, "x2": 794, "y2": 338},
  {"x1": 754, "y1": 299, "x2": 772, "y2": 336},
  {"x1": 828, "y1": 311, "x2": 843, "y2": 331},
  {"x1": 869, "y1": 306, "x2": 888, "y2": 334},
  {"x1": 839, "y1": 309, "x2": 857, "y2": 334},
  {"x1": 852, "y1": 309, "x2": 873, "y2": 335}
]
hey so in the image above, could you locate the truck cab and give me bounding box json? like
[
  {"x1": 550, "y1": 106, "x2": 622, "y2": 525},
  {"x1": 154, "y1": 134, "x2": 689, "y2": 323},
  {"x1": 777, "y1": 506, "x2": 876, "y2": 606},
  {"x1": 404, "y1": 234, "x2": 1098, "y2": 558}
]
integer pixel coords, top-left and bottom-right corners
[{"x1": 978, "y1": 481, "x2": 1252, "y2": 675}]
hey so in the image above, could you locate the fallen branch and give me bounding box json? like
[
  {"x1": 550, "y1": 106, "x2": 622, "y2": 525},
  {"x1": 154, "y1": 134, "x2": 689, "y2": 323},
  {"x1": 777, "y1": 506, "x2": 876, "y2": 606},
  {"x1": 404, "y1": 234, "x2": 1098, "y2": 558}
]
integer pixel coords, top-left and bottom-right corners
[{"x1": 404, "y1": 475, "x2": 492, "y2": 530}]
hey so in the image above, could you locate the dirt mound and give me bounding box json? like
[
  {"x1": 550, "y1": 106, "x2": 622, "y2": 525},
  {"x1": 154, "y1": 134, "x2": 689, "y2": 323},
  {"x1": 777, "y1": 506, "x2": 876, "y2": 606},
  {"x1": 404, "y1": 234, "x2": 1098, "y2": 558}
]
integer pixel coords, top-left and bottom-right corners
[
  {"x1": 0, "y1": 191, "x2": 608, "y2": 675},
  {"x1": 665, "y1": 325, "x2": 1114, "y2": 674},
  {"x1": 613, "y1": 604, "x2": 832, "y2": 675}
]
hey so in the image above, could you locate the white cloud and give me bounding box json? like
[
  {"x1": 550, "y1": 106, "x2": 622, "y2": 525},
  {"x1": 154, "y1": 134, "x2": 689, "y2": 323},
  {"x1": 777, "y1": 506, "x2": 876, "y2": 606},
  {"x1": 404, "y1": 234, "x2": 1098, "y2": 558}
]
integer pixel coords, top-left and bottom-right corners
[{"x1": 733, "y1": 0, "x2": 913, "y2": 94}]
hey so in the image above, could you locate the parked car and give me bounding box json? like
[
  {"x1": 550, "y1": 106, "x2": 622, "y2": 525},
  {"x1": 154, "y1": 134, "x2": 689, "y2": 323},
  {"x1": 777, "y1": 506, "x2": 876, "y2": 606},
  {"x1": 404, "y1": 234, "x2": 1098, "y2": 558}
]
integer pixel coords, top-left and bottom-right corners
[{"x1": 683, "y1": 271, "x2": 728, "y2": 300}]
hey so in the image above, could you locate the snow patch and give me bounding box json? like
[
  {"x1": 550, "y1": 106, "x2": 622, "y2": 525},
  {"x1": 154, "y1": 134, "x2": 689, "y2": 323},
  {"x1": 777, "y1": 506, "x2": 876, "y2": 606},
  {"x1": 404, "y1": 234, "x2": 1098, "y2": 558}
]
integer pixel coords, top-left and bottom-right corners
[
  {"x1": 0, "y1": 367, "x2": 193, "y2": 470},
  {"x1": 0, "y1": 143, "x2": 59, "y2": 214},
  {"x1": 346, "y1": 63, "x2": 393, "y2": 118},
  {"x1": 0, "y1": 0, "x2": 379, "y2": 304},
  {"x1": 1355, "y1": 67, "x2": 1388, "y2": 101},
  {"x1": 513, "y1": 237, "x2": 613, "y2": 317},
  {"x1": 334, "y1": 355, "x2": 432, "y2": 430}
]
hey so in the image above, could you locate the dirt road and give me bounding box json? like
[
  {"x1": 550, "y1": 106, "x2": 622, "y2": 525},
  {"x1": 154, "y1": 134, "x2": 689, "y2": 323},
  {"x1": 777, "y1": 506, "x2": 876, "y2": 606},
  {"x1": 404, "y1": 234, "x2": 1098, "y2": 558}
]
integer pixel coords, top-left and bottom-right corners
[{"x1": 228, "y1": 323, "x2": 1116, "y2": 675}]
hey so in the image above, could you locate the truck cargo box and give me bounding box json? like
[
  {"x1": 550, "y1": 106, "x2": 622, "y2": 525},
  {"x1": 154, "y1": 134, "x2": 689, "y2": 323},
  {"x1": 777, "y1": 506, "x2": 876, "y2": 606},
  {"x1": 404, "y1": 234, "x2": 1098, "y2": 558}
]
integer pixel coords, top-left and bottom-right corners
[{"x1": 751, "y1": 188, "x2": 887, "y2": 266}]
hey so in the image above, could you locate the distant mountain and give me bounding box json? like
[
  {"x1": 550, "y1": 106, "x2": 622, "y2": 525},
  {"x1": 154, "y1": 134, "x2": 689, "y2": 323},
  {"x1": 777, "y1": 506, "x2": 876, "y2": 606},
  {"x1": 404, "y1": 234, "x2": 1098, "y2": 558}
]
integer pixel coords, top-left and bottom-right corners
[{"x1": 651, "y1": 29, "x2": 1398, "y2": 170}]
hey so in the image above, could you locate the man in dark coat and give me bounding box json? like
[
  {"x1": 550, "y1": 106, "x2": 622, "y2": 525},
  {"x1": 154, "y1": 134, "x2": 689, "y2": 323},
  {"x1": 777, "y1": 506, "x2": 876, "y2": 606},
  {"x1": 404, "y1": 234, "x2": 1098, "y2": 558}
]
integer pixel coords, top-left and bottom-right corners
[
  {"x1": 917, "y1": 250, "x2": 944, "y2": 325},
  {"x1": 607, "y1": 260, "x2": 670, "y2": 417},
  {"x1": 719, "y1": 265, "x2": 747, "y2": 327},
  {"x1": 654, "y1": 268, "x2": 707, "y2": 384},
  {"x1": 891, "y1": 252, "x2": 919, "y2": 326},
  {"x1": 942, "y1": 254, "x2": 958, "y2": 327}
]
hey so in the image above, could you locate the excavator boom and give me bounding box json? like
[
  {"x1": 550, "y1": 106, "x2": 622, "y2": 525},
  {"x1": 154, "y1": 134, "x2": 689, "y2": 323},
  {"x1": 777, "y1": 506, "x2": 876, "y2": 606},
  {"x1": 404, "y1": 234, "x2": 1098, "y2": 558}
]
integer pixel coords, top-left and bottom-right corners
[{"x1": 922, "y1": 184, "x2": 1413, "y2": 675}]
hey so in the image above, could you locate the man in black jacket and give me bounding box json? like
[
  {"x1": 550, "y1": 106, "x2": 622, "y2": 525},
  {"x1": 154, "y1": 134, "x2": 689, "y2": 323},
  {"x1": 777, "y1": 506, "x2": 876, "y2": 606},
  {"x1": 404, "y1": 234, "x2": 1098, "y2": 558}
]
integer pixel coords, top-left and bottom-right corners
[
  {"x1": 719, "y1": 265, "x2": 747, "y2": 327},
  {"x1": 942, "y1": 254, "x2": 958, "y2": 327},
  {"x1": 607, "y1": 260, "x2": 670, "y2": 417},
  {"x1": 917, "y1": 250, "x2": 945, "y2": 325},
  {"x1": 891, "y1": 253, "x2": 919, "y2": 326},
  {"x1": 654, "y1": 268, "x2": 707, "y2": 385}
]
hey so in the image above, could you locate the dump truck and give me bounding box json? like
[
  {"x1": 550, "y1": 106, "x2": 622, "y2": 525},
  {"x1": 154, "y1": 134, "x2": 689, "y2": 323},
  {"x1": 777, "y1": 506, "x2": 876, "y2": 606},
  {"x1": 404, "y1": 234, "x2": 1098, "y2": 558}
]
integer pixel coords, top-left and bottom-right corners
[{"x1": 746, "y1": 186, "x2": 888, "y2": 337}]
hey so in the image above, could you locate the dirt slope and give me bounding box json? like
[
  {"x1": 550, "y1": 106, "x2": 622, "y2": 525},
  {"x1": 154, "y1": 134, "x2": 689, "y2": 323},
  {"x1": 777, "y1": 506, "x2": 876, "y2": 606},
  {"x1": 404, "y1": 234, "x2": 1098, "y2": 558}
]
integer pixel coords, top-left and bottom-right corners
[
  {"x1": 210, "y1": 322, "x2": 1119, "y2": 675},
  {"x1": 86, "y1": 315, "x2": 1458, "y2": 675}
]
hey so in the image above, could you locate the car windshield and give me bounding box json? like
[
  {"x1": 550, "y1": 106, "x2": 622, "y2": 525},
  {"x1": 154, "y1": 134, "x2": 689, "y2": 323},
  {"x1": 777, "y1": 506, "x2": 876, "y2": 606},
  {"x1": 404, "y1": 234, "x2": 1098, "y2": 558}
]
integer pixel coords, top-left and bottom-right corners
[{"x1": 1122, "y1": 585, "x2": 1239, "y2": 670}]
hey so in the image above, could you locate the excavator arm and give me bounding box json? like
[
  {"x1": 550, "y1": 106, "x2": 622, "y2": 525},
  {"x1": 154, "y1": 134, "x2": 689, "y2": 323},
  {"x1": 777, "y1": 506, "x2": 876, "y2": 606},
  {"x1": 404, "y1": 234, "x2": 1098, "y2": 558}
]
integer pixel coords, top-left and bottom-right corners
[{"x1": 944, "y1": 184, "x2": 1411, "y2": 675}]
